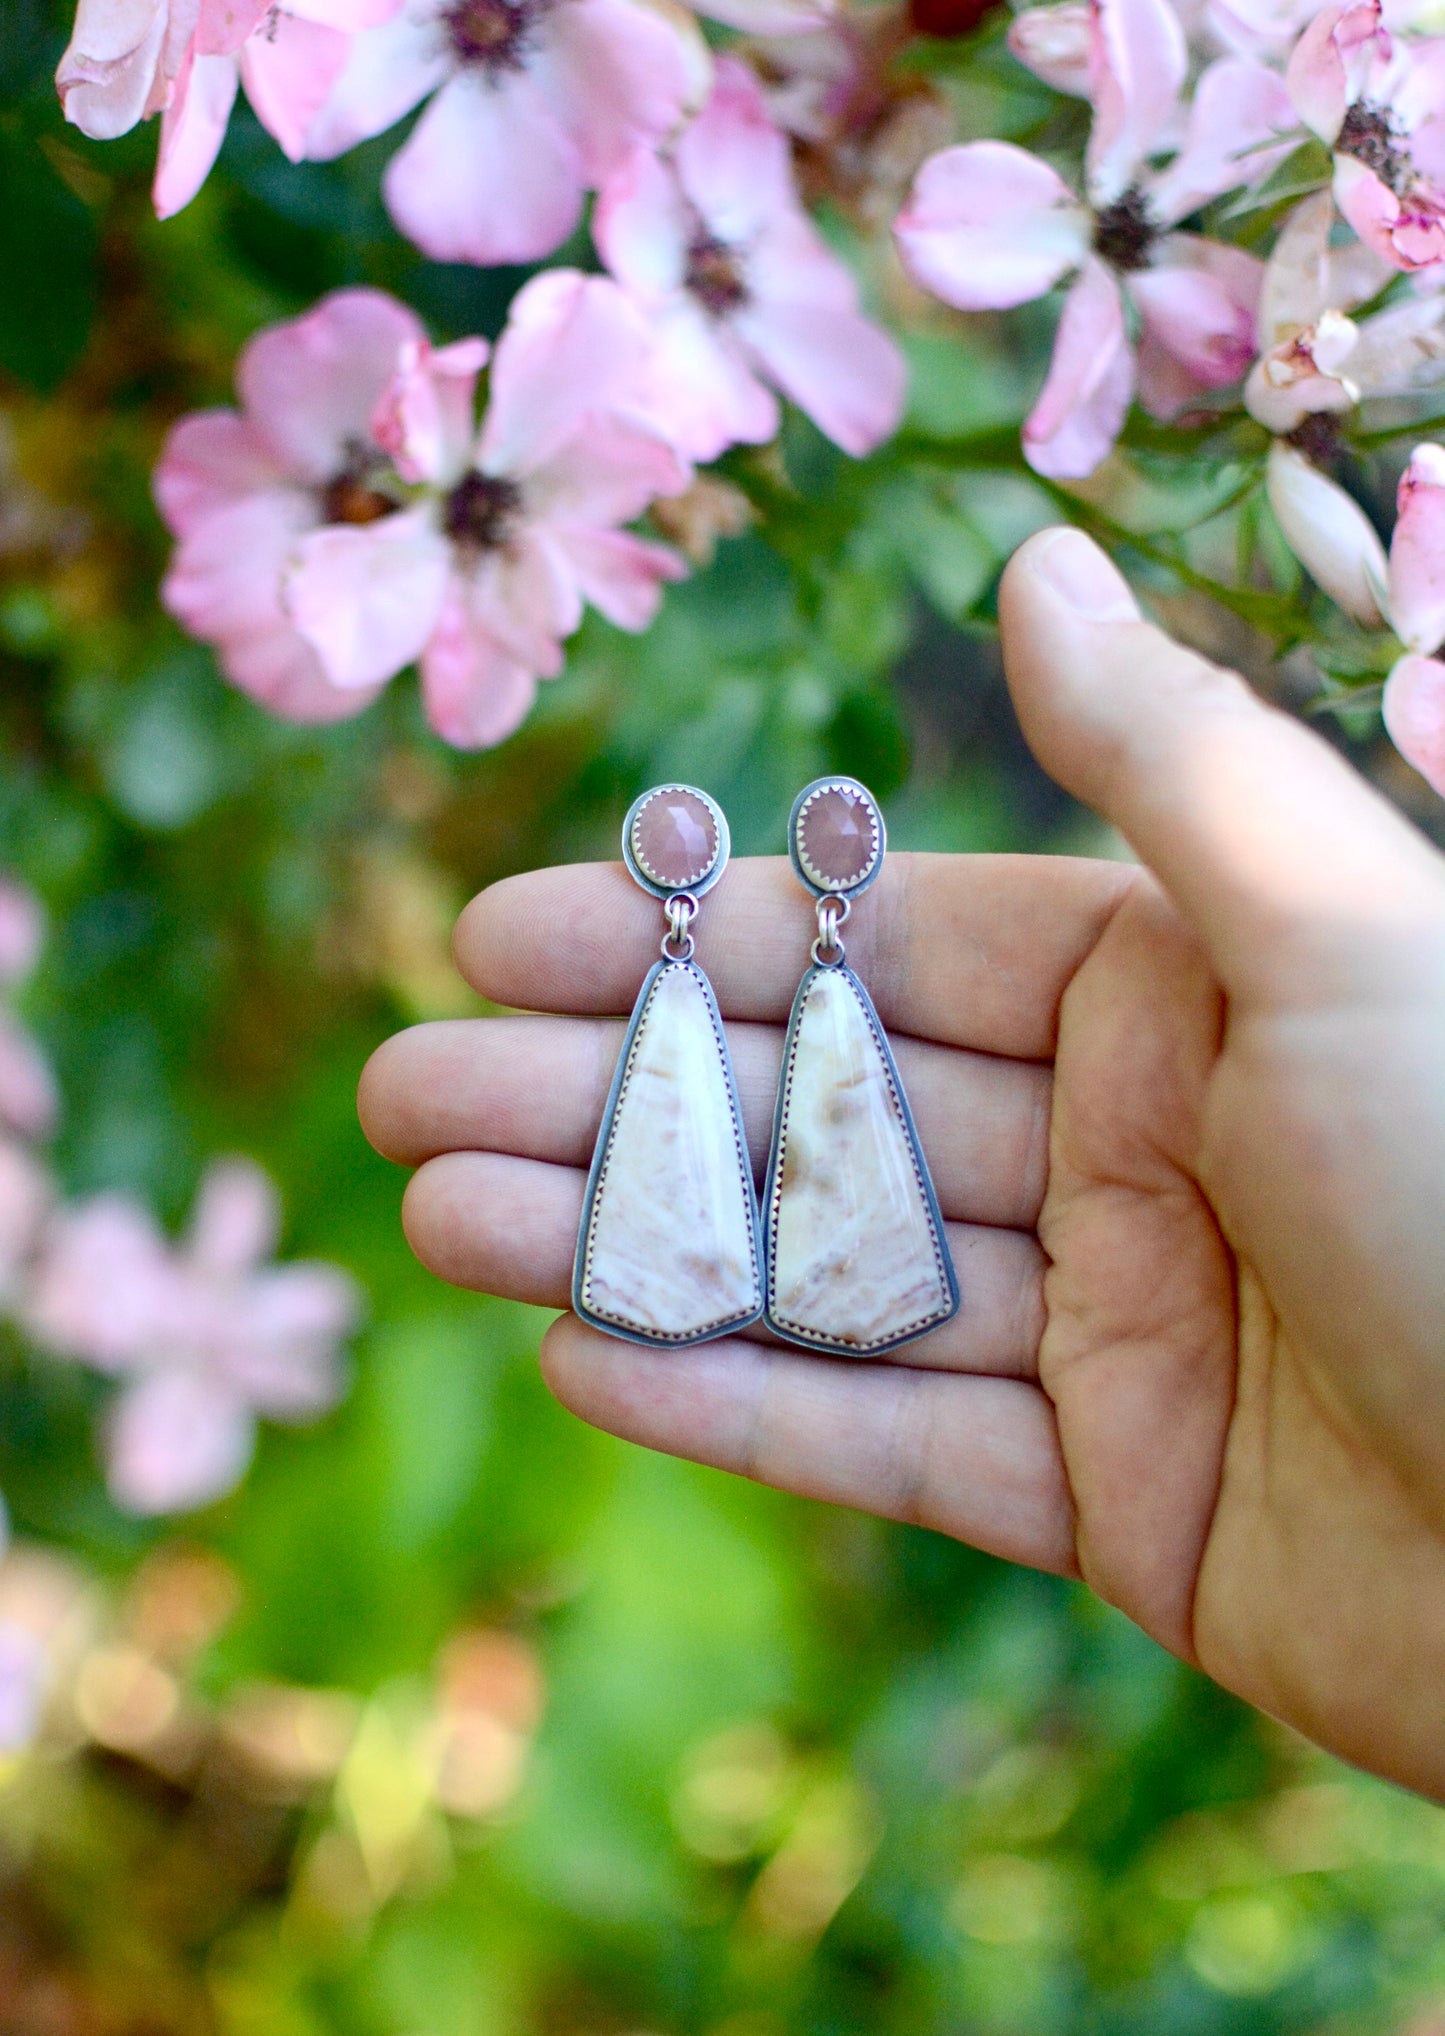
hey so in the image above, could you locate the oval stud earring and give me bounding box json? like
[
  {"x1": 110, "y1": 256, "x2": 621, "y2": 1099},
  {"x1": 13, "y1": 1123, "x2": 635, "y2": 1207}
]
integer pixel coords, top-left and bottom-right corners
[
  {"x1": 762, "y1": 777, "x2": 959, "y2": 1357},
  {"x1": 573, "y1": 785, "x2": 765, "y2": 1347}
]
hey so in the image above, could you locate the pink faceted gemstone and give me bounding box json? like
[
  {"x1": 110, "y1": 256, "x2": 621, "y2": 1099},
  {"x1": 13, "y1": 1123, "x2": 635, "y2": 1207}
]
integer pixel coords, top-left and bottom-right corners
[
  {"x1": 632, "y1": 789, "x2": 718, "y2": 890},
  {"x1": 798, "y1": 785, "x2": 878, "y2": 889}
]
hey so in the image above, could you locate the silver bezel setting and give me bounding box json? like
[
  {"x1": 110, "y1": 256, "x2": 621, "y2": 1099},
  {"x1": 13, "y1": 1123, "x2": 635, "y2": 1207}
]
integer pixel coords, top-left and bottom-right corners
[
  {"x1": 788, "y1": 777, "x2": 885, "y2": 899},
  {"x1": 622, "y1": 784, "x2": 730, "y2": 901}
]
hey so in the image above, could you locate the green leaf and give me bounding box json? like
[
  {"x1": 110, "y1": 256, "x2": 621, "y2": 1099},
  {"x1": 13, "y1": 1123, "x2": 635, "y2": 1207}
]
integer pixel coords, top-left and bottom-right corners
[{"x1": 0, "y1": 122, "x2": 97, "y2": 389}]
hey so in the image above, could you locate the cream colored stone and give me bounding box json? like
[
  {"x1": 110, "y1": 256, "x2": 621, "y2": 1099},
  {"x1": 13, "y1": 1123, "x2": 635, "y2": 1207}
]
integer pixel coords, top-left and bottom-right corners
[
  {"x1": 767, "y1": 967, "x2": 954, "y2": 1352},
  {"x1": 577, "y1": 963, "x2": 762, "y2": 1343}
]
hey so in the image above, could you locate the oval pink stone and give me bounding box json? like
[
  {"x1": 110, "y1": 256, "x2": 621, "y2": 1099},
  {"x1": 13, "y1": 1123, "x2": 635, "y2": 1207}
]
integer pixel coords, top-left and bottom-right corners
[
  {"x1": 632, "y1": 789, "x2": 719, "y2": 890},
  {"x1": 798, "y1": 784, "x2": 879, "y2": 890}
]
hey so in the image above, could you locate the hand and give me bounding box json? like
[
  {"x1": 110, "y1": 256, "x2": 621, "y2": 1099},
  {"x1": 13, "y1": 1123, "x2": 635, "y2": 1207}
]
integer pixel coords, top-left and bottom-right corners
[{"x1": 359, "y1": 528, "x2": 1445, "y2": 1800}]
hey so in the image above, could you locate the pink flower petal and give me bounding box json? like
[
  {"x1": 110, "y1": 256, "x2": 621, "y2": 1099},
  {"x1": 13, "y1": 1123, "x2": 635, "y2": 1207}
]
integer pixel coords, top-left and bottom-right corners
[
  {"x1": 106, "y1": 1370, "x2": 255, "y2": 1515},
  {"x1": 1383, "y1": 651, "x2": 1445, "y2": 794},
  {"x1": 237, "y1": 287, "x2": 424, "y2": 482},
  {"x1": 0, "y1": 1140, "x2": 51, "y2": 1302},
  {"x1": 1257, "y1": 189, "x2": 1337, "y2": 343},
  {"x1": 626, "y1": 297, "x2": 779, "y2": 462},
  {"x1": 1128, "y1": 236, "x2": 1261, "y2": 390},
  {"x1": 383, "y1": 67, "x2": 583, "y2": 266},
  {"x1": 57, "y1": 0, "x2": 173, "y2": 138},
  {"x1": 465, "y1": 534, "x2": 579, "y2": 671},
  {"x1": 1349, "y1": 288, "x2": 1445, "y2": 396},
  {"x1": 674, "y1": 56, "x2": 796, "y2": 242},
  {"x1": 532, "y1": 0, "x2": 697, "y2": 183},
  {"x1": 1388, "y1": 440, "x2": 1445, "y2": 656},
  {"x1": 284, "y1": 504, "x2": 450, "y2": 689},
  {"x1": 592, "y1": 142, "x2": 691, "y2": 299},
  {"x1": 1285, "y1": 0, "x2": 1382, "y2": 143},
  {"x1": 218, "y1": 1265, "x2": 357, "y2": 1414},
  {"x1": 25, "y1": 1195, "x2": 177, "y2": 1374},
  {"x1": 0, "y1": 882, "x2": 44, "y2": 991},
  {"x1": 420, "y1": 583, "x2": 540, "y2": 748},
  {"x1": 479, "y1": 270, "x2": 659, "y2": 476},
  {"x1": 736, "y1": 295, "x2": 906, "y2": 456},
  {"x1": 289, "y1": 0, "x2": 402, "y2": 28},
  {"x1": 239, "y1": 10, "x2": 349, "y2": 159},
  {"x1": 521, "y1": 415, "x2": 686, "y2": 526},
  {"x1": 186, "y1": 1157, "x2": 280, "y2": 1276},
  {"x1": 162, "y1": 487, "x2": 316, "y2": 644},
  {"x1": 196, "y1": 0, "x2": 269, "y2": 54},
  {"x1": 895, "y1": 141, "x2": 1089, "y2": 311},
  {"x1": 1022, "y1": 257, "x2": 1134, "y2": 478},
  {"x1": 371, "y1": 335, "x2": 488, "y2": 487},
  {"x1": 544, "y1": 526, "x2": 686, "y2": 631},
  {"x1": 1146, "y1": 57, "x2": 1293, "y2": 223},
  {"x1": 153, "y1": 411, "x2": 288, "y2": 536},
  {"x1": 1007, "y1": 4, "x2": 1093, "y2": 95},
  {"x1": 1266, "y1": 441, "x2": 1388, "y2": 624},
  {"x1": 153, "y1": 46, "x2": 238, "y2": 219},
  {"x1": 301, "y1": 0, "x2": 448, "y2": 157},
  {"x1": 1333, "y1": 153, "x2": 1445, "y2": 272},
  {"x1": 0, "y1": 1016, "x2": 58, "y2": 1143},
  {"x1": 1086, "y1": 0, "x2": 1187, "y2": 208},
  {"x1": 219, "y1": 623, "x2": 384, "y2": 723}
]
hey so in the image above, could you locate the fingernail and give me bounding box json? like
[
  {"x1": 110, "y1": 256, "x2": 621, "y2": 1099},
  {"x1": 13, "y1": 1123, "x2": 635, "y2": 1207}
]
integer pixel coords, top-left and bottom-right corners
[{"x1": 1032, "y1": 529, "x2": 1139, "y2": 622}]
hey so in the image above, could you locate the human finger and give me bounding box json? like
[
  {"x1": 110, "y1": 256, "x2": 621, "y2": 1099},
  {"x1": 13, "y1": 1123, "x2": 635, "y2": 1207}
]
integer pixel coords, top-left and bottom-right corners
[
  {"x1": 359, "y1": 1014, "x2": 1051, "y2": 1230},
  {"x1": 453, "y1": 852, "x2": 1130, "y2": 1059},
  {"x1": 400, "y1": 1150, "x2": 1047, "y2": 1379},
  {"x1": 539, "y1": 1314, "x2": 1078, "y2": 1576},
  {"x1": 999, "y1": 528, "x2": 1445, "y2": 1008}
]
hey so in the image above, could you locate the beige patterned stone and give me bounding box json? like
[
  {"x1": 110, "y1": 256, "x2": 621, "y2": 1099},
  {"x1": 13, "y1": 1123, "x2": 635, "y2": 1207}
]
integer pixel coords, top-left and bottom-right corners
[
  {"x1": 578, "y1": 963, "x2": 762, "y2": 1343},
  {"x1": 767, "y1": 967, "x2": 954, "y2": 1352}
]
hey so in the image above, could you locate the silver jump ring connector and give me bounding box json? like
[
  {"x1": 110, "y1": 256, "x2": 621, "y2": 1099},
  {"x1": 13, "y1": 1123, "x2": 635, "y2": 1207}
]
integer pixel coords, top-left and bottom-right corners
[
  {"x1": 662, "y1": 892, "x2": 698, "y2": 962},
  {"x1": 811, "y1": 893, "x2": 849, "y2": 967}
]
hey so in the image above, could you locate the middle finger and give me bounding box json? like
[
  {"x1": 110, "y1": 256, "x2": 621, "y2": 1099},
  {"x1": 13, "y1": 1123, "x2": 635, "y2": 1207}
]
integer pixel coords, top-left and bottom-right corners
[{"x1": 360, "y1": 1014, "x2": 1052, "y2": 1231}]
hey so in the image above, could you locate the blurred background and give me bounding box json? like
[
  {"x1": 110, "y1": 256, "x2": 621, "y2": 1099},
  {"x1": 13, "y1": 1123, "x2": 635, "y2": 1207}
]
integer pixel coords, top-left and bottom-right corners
[{"x1": 3, "y1": 0, "x2": 1445, "y2": 2028}]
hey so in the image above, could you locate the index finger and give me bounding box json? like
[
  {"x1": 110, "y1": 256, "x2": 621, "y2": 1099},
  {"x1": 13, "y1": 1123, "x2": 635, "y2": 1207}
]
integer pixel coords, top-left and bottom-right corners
[{"x1": 454, "y1": 851, "x2": 1132, "y2": 1059}]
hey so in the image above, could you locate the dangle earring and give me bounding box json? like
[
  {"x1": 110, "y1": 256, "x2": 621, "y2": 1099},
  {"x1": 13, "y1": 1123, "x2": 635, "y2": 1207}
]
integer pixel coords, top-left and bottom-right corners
[
  {"x1": 574, "y1": 785, "x2": 765, "y2": 1347},
  {"x1": 763, "y1": 778, "x2": 959, "y2": 1356}
]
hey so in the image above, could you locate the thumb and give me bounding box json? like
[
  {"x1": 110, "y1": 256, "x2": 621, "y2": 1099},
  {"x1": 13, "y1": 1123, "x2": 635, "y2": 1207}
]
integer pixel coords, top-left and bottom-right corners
[{"x1": 999, "y1": 528, "x2": 1445, "y2": 1008}]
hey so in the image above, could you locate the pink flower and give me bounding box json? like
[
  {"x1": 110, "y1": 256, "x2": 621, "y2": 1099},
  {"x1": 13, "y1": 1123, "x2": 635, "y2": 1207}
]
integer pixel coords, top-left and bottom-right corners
[
  {"x1": 1245, "y1": 190, "x2": 1445, "y2": 429},
  {"x1": 0, "y1": 881, "x2": 57, "y2": 1146},
  {"x1": 1286, "y1": 1, "x2": 1445, "y2": 271},
  {"x1": 303, "y1": 0, "x2": 704, "y2": 268},
  {"x1": 1264, "y1": 438, "x2": 1445, "y2": 796},
  {"x1": 895, "y1": 0, "x2": 1291, "y2": 475},
  {"x1": 1006, "y1": 3, "x2": 1093, "y2": 95},
  {"x1": 283, "y1": 271, "x2": 688, "y2": 747},
  {"x1": 1383, "y1": 443, "x2": 1445, "y2": 794},
  {"x1": 56, "y1": 0, "x2": 399, "y2": 215},
  {"x1": 593, "y1": 57, "x2": 906, "y2": 462},
  {"x1": 158, "y1": 277, "x2": 688, "y2": 749},
  {"x1": 157, "y1": 287, "x2": 427, "y2": 727},
  {"x1": 56, "y1": 0, "x2": 198, "y2": 139},
  {"x1": 24, "y1": 1158, "x2": 359, "y2": 1516},
  {"x1": 152, "y1": 0, "x2": 402, "y2": 219},
  {"x1": 0, "y1": 1142, "x2": 51, "y2": 1308}
]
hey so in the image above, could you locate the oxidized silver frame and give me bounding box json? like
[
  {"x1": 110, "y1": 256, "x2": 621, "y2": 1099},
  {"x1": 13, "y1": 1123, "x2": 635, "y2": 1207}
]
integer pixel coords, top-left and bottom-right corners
[{"x1": 761, "y1": 959, "x2": 959, "y2": 1358}]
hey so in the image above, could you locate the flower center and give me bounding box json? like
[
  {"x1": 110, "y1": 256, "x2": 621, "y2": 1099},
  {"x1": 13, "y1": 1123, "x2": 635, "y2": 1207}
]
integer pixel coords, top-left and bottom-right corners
[
  {"x1": 444, "y1": 0, "x2": 536, "y2": 71},
  {"x1": 443, "y1": 472, "x2": 523, "y2": 551},
  {"x1": 321, "y1": 445, "x2": 398, "y2": 525},
  {"x1": 1337, "y1": 101, "x2": 1408, "y2": 191},
  {"x1": 1286, "y1": 412, "x2": 1343, "y2": 465},
  {"x1": 685, "y1": 233, "x2": 749, "y2": 317},
  {"x1": 1092, "y1": 187, "x2": 1157, "y2": 273}
]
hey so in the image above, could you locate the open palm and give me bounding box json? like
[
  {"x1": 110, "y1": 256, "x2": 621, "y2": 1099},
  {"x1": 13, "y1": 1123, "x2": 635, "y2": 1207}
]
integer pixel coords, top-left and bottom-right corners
[{"x1": 360, "y1": 531, "x2": 1445, "y2": 1800}]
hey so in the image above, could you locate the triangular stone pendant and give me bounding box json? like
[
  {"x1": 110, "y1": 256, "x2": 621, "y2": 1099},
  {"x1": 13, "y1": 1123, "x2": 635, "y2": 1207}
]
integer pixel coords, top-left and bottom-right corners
[
  {"x1": 575, "y1": 960, "x2": 764, "y2": 1346},
  {"x1": 765, "y1": 964, "x2": 958, "y2": 1355}
]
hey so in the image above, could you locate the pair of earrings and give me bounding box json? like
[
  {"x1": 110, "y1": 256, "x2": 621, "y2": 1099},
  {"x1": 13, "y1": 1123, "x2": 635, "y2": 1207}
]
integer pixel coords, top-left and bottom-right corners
[{"x1": 573, "y1": 779, "x2": 959, "y2": 1358}]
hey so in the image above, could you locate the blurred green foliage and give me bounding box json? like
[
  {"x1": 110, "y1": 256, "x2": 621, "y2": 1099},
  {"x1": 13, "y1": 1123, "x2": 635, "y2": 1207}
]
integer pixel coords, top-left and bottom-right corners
[{"x1": 1, "y1": 4, "x2": 1444, "y2": 2032}]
